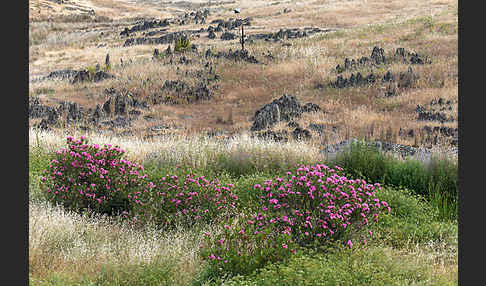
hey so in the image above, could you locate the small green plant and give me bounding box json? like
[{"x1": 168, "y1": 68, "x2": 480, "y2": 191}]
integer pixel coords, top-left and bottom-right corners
[
  {"x1": 103, "y1": 63, "x2": 111, "y2": 72},
  {"x1": 174, "y1": 36, "x2": 191, "y2": 53},
  {"x1": 87, "y1": 66, "x2": 97, "y2": 78}
]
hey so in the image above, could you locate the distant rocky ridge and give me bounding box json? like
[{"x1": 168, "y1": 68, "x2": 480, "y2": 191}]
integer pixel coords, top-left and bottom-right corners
[
  {"x1": 32, "y1": 69, "x2": 115, "y2": 84},
  {"x1": 248, "y1": 27, "x2": 333, "y2": 42}
]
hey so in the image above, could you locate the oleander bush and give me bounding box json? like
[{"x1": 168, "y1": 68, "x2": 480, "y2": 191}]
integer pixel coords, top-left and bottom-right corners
[
  {"x1": 201, "y1": 163, "x2": 390, "y2": 276},
  {"x1": 40, "y1": 136, "x2": 154, "y2": 217},
  {"x1": 132, "y1": 172, "x2": 239, "y2": 228},
  {"x1": 41, "y1": 136, "x2": 240, "y2": 229}
]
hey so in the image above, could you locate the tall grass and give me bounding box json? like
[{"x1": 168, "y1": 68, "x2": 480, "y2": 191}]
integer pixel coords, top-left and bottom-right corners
[
  {"x1": 29, "y1": 128, "x2": 324, "y2": 178},
  {"x1": 328, "y1": 141, "x2": 458, "y2": 220},
  {"x1": 29, "y1": 200, "x2": 206, "y2": 285}
]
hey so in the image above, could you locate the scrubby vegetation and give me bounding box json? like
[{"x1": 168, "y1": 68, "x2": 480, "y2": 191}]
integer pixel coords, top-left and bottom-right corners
[
  {"x1": 29, "y1": 133, "x2": 457, "y2": 285},
  {"x1": 329, "y1": 141, "x2": 458, "y2": 220}
]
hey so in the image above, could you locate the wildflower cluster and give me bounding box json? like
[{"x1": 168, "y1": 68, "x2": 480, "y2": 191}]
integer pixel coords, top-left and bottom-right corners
[
  {"x1": 133, "y1": 173, "x2": 239, "y2": 228},
  {"x1": 202, "y1": 164, "x2": 390, "y2": 274},
  {"x1": 41, "y1": 136, "x2": 154, "y2": 216},
  {"x1": 254, "y1": 164, "x2": 390, "y2": 246},
  {"x1": 201, "y1": 213, "x2": 297, "y2": 276}
]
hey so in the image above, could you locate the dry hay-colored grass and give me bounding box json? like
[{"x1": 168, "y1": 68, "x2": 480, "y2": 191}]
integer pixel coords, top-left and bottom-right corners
[
  {"x1": 29, "y1": 0, "x2": 458, "y2": 150},
  {"x1": 29, "y1": 126, "x2": 325, "y2": 170},
  {"x1": 29, "y1": 200, "x2": 205, "y2": 283}
]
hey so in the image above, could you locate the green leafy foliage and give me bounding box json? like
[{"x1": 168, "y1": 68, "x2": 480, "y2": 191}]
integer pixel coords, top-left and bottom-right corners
[{"x1": 174, "y1": 36, "x2": 191, "y2": 53}]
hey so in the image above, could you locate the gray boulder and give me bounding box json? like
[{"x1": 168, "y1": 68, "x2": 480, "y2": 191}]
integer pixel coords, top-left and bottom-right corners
[{"x1": 250, "y1": 94, "x2": 322, "y2": 131}]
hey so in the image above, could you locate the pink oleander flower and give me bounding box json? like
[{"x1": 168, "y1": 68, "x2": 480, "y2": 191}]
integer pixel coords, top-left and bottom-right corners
[{"x1": 347, "y1": 240, "x2": 353, "y2": 249}]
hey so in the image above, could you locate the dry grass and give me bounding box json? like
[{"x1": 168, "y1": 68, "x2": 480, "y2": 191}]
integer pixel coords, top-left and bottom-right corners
[
  {"x1": 29, "y1": 200, "x2": 206, "y2": 283},
  {"x1": 29, "y1": 0, "x2": 458, "y2": 151},
  {"x1": 29, "y1": 126, "x2": 325, "y2": 170}
]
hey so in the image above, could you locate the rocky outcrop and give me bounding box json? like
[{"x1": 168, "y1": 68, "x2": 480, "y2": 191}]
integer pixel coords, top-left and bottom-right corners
[
  {"x1": 292, "y1": 127, "x2": 312, "y2": 140},
  {"x1": 208, "y1": 49, "x2": 259, "y2": 64},
  {"x1": 416, "y1": 109, "x2": 454, "y2": 122},
  {"x1": 93, "y1": 70, "x2": 115, "y2": 82},
  {"x1": 101, "y1": 116, "x2": 132, "y2": 128},
  {"x1": 70, "y1": 70, "x2": 114, "y2": 84},
  {"x1": 45, "y1": 69, "x2": 78, "y2": 80},
  {"x1": 210, "y1": 17, "x2": 251, "y2": 31},
  {"x1": 71, "y1": 70, "x2": 91, "y2": 84},
  {"x1": 329, "y1": 72, "x2": 377, "y2": 88},
  {"x1": 328, "y1": 66, "x2": 418, "y2": 94},
  {"x1": 151, "y1": 80, "x2": 212, "y2": 104},
  {"x1": 120, "y1": 19, "x2": 170, "y2": 37},
  {"x1": 29, "y1": 97, "x2": 53, "y2": 119},
  {"x1": 29, "y1": 96, "x2": 87, "y2": 128},
  {"x1": 123, "y1": 31, "x2": 192, "y2": 47},
  {"x1": 335, "y1": 47, "x2": 431, "y2": 74},
  {"x1": 254, "y1": 129, "x2": 289, "y2": 142},
  {"x1": 416, "y1": 98, "x2": 455, "y2": 123},
  {"x1": 250, "y1": 94, "x2": 322, "y2": 131},
  {"x1": 181, "y1": 9, "x2": 210, "y2": 25},
  {"x1": 248, "y1": 27, "x2": 331, "y2": 42},
  {"x1": 220, "y1": 32, "x2": 238, "y2": 40},
  {"x1": 308, "y1": 123, "x2": 324, "y2": 135},
  {"x1": 370, "y1": 46, "x2": 386, "y2": 65}
]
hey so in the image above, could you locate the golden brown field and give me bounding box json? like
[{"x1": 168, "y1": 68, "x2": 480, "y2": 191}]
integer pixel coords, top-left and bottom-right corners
[{"x1": 29, "y1": 0, "x2": 458, "y2": 152}]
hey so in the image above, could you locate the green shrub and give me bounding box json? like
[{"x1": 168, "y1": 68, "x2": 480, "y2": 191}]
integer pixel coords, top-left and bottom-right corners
[
  {"x1": 370, "y1": 187, "x2": 457, "y2": 248},
  {"x1": 103, "y1": 63, "x2": 111, "y2": 72},
  {"x1": 132, "y1": 172, "x2": 239, "y2": 228},
  {"x1": 174, "y1": 36, "x2": 191, "y2": 53},
  {"x1": 40, "y1": 136, "x2": 154, "y2": 217},
  {"x1": 200, "y1": 163, "x2": 390, "y2": 277},
  {"x1": 87, "y1": 66, "x2": 96, "y2": 78}
]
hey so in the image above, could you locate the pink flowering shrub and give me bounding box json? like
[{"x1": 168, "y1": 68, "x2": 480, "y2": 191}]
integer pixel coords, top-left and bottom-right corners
[
  {"x1": 132, "y1": 173, "x2": 239, "y2": 228},
  {"x1": 40, "y1": 136, "x2": 154, "y2": 216},
  {"x1": 202, "y1": 163, "x2": 390, "y2": 275},
  {"x1": 201, "y1": 213, "x2": 297, "y2": 276},
  {"x1": 252, "y1": 164, "x2": 390, "y2": 246}
]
